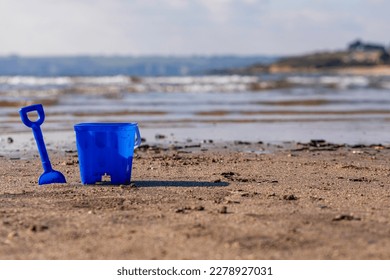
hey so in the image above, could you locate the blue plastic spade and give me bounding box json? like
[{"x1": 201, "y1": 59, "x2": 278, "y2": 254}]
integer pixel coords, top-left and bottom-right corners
[{"x1": 19, "y1": 104, "x2": 66, "y2": 185}]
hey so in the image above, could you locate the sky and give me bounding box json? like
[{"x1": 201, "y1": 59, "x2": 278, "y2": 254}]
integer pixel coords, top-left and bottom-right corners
[{"x1": 0, "y1": 0, "x2": 389, "y2": 56}]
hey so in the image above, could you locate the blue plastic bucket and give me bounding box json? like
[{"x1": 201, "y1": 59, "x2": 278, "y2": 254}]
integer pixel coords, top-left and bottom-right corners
[{"x1": 74, "y1": 123, "x2": 141, "y2": 185}]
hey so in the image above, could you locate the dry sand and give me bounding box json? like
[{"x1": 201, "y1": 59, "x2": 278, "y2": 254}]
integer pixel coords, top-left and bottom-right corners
[{"x1": 1, "y1": 140, "x2": 390, "y2": 260}]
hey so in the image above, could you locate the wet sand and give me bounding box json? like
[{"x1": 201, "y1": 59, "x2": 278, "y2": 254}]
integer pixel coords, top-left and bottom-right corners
[
  {"x1": 334, "y1": 65, "x2": 390, "y2": 76},
  {"x1": 268, "y1": 65, "x2": 390, "y2": 76},
  {"x1": 1, "y1": 140, "x2": 390, "y2": 259}
]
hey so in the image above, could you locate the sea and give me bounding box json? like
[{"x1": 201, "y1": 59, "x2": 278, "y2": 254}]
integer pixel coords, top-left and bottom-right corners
[{"x1": 1, "y1": 73, "x2": 390, "y2": 154}]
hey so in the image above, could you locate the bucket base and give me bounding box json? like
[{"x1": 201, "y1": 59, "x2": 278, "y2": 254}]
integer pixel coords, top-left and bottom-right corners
[{"x1": 81, "y1": 167, "x2": 132, "y2": 185}]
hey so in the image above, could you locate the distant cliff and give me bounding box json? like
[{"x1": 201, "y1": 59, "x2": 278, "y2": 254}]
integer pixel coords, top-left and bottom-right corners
[{"x1": 223, "y1": 40, "x2": 390, "y2": 75}]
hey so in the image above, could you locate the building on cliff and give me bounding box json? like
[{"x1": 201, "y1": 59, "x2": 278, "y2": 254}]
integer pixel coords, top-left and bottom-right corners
[{"x1": 346, "y1": 40, "x2": 389, "y2": 65}]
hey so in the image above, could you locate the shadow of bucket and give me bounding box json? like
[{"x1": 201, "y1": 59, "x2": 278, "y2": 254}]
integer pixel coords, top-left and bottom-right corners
[{"x1": 74, "y1": 123, "x2": 141, "y2": 185}]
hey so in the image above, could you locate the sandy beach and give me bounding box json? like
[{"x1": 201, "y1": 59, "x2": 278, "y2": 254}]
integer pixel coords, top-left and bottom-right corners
[
  {"x1": 266, "y1": 65, "x2": 390, "y2": 76},
  {"x1": 1, "y1": 140, "x2": 390, "y2": 260}
]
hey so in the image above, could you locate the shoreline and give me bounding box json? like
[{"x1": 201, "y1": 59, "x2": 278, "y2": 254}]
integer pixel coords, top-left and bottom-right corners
[
  {"x1": 2, "y1": 130, "x2": 390, "y2": 160},
  {"x1": 3, "y1": 119, "x2": 390, "y2": 160}
]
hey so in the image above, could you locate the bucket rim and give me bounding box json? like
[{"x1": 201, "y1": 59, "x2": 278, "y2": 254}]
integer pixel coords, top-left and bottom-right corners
[{"x1": 74, "y1": 122, "x2": 138, "y2": 131}]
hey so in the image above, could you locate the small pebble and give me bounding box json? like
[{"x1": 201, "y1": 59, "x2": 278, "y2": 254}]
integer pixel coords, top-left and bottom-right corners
[
  {"x1": 332, "y1": 214, "x2": 361, "y2": 221},
  {"x1": 7, "y1": 231, "x2": 18, "y2": 239},
  {"x1": 219, "y1": 206, "x2": 228, "y2": 214},
  {"x1": 29, "y1": 224, "x2": 49, "y2": 232},
  {"x1": 283, "y1": 194, "x2": 298, "y2": 201}
]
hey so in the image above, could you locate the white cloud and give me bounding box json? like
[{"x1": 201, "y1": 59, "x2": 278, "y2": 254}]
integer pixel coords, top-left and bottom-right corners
[
  {"x1": 0, "y1": 0, "x2": 388, "y2": 56},
  {"x1": 197, "y1": 0, "x2": 232, "y2": 23},
  {"x1": 196, "y1": 0, "x2": 267, "y2": 24}
]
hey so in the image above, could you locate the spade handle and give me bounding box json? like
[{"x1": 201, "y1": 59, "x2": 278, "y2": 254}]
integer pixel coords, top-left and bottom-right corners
[{"x1": 19, "y1": 104, "x2": 53, "y2": 173}]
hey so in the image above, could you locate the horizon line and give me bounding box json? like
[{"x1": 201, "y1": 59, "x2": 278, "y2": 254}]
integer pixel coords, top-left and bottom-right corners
[{"x1": 0, "y1": 53, "x2": 282, "y2": 58}]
